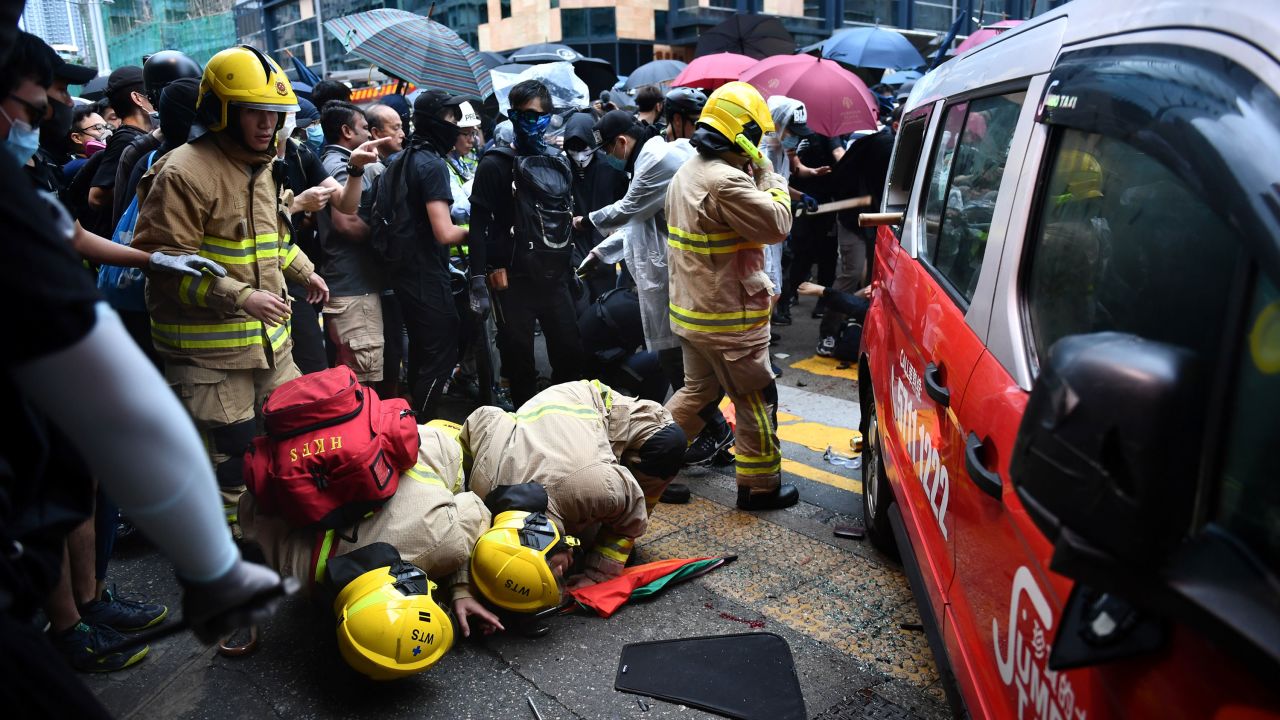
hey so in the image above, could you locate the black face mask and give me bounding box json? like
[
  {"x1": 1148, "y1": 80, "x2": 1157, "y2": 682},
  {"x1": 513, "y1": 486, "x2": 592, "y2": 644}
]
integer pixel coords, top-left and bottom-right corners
[
  {"x1": 40, "y1": 99, "x2": 74, "y2": 157},
  {"x1": 418, "y1": 114, "x2": 461, "y2": 154}
]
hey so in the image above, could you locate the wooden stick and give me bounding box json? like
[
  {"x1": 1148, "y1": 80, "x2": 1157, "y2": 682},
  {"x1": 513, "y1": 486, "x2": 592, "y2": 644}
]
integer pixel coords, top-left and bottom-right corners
[
  {"x1": 858, "y1": 212, "x2": 905, "y2": 227},
  {"x1": 796, "y1": 195, "x2": 873, "y2": 217}
]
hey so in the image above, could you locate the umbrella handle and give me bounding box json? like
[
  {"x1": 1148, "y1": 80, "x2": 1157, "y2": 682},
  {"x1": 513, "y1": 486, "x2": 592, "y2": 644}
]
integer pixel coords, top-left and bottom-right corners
[{"x1": 426, "y1": 1, "x2": 435, "y2": 20}]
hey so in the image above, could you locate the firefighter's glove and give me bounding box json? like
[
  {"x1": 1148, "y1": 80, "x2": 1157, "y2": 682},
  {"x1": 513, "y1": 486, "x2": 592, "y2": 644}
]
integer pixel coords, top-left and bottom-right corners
[
  {"x1": 180, "y1": 559, "x2": 293, "y2": 644},
  {"x1": 576, "y1": 249, "x2": 601, "y2": 278},
  {"x1": 150, "y1": 252, "x2": 228, "y2": 278},
  {"x1": 799, "y1": 194, "x2": 820, "y2": 214},
  {"x1": 468, "y1": 275, "x2": 491, "y2": 318}
]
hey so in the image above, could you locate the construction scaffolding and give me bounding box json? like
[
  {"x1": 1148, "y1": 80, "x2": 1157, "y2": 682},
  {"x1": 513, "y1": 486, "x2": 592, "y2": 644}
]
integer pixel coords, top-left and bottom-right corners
[{"x1": 100, "y1": 0, "x2": 239, "y2": 68}]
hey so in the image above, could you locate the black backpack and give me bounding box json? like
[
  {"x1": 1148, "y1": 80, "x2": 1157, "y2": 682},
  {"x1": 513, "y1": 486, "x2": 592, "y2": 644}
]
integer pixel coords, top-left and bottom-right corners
[
  {"x1": 490, "y1": 147, "x2": 575, "y2": 281},
  {"x1": 367, "y1": 145, "x2": 419, "y2": 266}
]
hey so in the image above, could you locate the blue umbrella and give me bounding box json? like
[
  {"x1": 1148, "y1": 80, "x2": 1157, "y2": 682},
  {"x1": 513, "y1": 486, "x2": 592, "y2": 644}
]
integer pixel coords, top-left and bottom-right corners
[
  {"x1": 881, "y1": 69, "x2": 922, "y2": 86},
  {"x1": 822, "y1": 28, "x2": 925, "y2": 70},
  {"x1": 289, "y1": 53, "x2": 322, "y2": 86},
  {"x1": 622, "y1": 59, "x2": 687, "y2": 90}
]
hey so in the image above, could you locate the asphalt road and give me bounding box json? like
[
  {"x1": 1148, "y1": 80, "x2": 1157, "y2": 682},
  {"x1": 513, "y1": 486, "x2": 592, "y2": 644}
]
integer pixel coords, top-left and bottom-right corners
[{"x1": 80, "y1": 297, "x2": 951, "y2": 720}]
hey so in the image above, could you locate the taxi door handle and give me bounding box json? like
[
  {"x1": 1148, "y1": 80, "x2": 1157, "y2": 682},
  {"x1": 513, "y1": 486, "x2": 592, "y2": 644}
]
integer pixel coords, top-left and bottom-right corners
[
  {"x1": 965, "y1": 432, "x2": 1003, "y2": 500},
  {"x1": 924, "y1": 362, "x2": 950, "y2": 407}
]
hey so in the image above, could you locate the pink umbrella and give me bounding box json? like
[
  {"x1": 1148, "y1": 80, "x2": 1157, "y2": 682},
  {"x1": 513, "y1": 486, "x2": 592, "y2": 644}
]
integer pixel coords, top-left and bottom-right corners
[
  {"x1": 954, "y1": 19, "x2": 1024, "y2": 55},
  {"x1": 672, "y1": 52, "x2": 757, "y2": 91},
  {"x1": 740, "y1": 54, "x2": 878, "y2": 136}
]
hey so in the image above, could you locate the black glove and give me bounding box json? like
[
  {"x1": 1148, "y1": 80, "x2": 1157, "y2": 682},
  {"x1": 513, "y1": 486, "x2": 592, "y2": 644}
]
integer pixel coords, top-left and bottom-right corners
[
  {"x1": 180, "y1": 559, "x2": 294, "y2": 644},
  {"x1": 468, "y1": 275, "x2": 491, "y2": 318}
]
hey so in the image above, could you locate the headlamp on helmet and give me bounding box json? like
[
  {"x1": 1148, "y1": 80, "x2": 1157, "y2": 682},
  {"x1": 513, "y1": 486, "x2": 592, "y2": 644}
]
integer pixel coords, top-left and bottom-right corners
[{"x1": 470, "y1": 510, "x2": 580, "y2": 614}]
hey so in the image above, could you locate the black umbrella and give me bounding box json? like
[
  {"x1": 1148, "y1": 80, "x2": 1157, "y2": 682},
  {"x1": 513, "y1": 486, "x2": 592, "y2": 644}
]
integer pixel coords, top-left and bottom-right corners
[
  {"x1": 695, "y1": 15, "x2": 795, "y2": 60},
  {"x1": 508, "y1": 42, "x2": 583, "y2": 64},
  {"x1": 477, "y1": 51, "x2": 508, "y2": 70},
  {"x1": 573, "y1": 57, "x2": 617, "y2": 100},
  {"x1": 79, "y1": 75, "x2": 108, "y2": 101},
  {"x1": 623, "y1": 59, "x2": 687, "y2": 90}
]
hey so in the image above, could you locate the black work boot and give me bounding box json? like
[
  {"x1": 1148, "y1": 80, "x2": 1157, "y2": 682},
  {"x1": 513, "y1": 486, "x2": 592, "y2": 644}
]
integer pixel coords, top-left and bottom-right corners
[
  {"x1": 660, "y1": 483, "x2": 691, "y2": 504},
  {"x1": 736, "y1": 484, "x2": 800, "y2": 511}
]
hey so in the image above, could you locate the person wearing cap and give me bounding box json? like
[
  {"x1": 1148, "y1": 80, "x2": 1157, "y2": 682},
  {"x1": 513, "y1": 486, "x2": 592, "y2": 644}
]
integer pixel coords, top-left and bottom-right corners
[
  {"x1": 132, "y1": 45, "x2": 342, "y2": 522},
  {"x1": 85, "y1": 65, "x2": 153, "y2": 236},
  {"x1": 26, "y1": 41, "x2": 96, "y2": 195},
  {"x1": 380, "y1": 89, "x2": 478, "y2": 419},
  {"x1": 443, "y1": 99, "x2": 481, "y2": 220},
  {"x1": 561, "y1": 110, "x2": 629, "y2": 299},
  {"x1": 294, "y1": 96, "x2": 324, "y2": 153},
  {"x1": 112, "y1": 50, "x2": 202, "y2": 223},
  {"x1": 663, "y1": 81, "x2": 799, "y2": 511}
]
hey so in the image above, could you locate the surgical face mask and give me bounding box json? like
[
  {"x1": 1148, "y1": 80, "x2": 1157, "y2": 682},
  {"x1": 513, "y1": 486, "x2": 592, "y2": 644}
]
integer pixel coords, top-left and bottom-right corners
[
  {"x1": 781, "y1": 134, "x2": 801, "y2": 151},
  {"x1": 149, "y1": 110, "x2": 160, "y2": 124},
  {"x1": 604, "y1": 152, "x2": 625, "y2": 172},
  {"x1": 569, "y1": 148, "x2": 593, "y2": 168},
  {"x1": 305, "y1": 123, "x2": 324, "y2": 150},
  {"x1": 1, "y1": 106, "x2": 41, "y2": 165}
]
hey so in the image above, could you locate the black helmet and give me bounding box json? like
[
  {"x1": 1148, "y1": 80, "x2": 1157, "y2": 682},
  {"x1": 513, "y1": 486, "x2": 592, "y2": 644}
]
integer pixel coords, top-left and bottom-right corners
[
  {"x1": 143, "y1": 50, "x2": 202, "y2": 107},
  {"x1": 663, "y1": 87, "x2": 708, "y2": 123}
]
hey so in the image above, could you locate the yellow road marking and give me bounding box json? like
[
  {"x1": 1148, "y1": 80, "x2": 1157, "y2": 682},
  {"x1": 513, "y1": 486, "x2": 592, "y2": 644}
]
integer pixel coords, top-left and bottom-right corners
[
  {"x1": 790, "y1": 355, "x2": 858, "y2": 380},
  {"x1": 782, "y1": 458, "x2": 862, "y2": 493},
  {"x1": 778, "y1": 421, "x2": 860, "y2": 454}
]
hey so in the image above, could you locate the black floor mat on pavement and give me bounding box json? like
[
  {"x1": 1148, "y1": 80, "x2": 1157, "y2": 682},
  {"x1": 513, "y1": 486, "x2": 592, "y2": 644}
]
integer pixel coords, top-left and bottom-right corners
[{"x1": 614, "y1": 632, "x2": 806, "y2": 720}]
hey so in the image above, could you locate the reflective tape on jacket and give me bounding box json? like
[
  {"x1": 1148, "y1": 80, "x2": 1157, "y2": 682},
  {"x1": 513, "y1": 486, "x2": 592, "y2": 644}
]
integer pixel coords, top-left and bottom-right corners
[
  {"x1": 151, "y1": 317, "x2": 292, "y2": 351},
  {"x1": 667, "y1": 302, "x2": 771, "y2": 333},
  {"x1": 198, "y1": 233, "x2": 285, "y2": 266},
  {"x1": 667, "y1": 225, "x2": 764, "y2": 255},
  {"x1": 592, "y1": 531, "x2": 635, "y2": 565},
  {"x1": 405, "y1": 461, "x2": 450, "y2": 490},
  {"x1": 767, "y1": 187, "x2": 792, "y2": 208},
  {"x1": 179, "y1": 274, "x2": 213, "y2": 307},
  {"x1": 509, "y1": 403, "x2": 601, "y2": 424}
]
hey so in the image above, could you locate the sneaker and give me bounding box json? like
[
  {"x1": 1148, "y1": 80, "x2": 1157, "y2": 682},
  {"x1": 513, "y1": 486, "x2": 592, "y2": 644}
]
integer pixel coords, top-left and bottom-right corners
[
  {"x1": 771, "y1": 307, "x2": 792, "y2": 326},
  {"x1": 79, "y1": 585, "x2": 169, "y2": 632},
  {"x1": 52, "y1": 621, "x2": 149, "y2": 673},
  {"x1": 816, "y1": 336, "x2": 837, "y2": 357},
  {"x1": 493, "y1": 386, "x2": 516, "y2": 412},
  {"x1": 685, "y1": 425, "x2": 734, "y2": 466}
]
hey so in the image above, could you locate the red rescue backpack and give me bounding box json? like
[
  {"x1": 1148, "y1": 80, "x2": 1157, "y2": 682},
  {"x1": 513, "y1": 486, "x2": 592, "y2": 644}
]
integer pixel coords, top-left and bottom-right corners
[{"x1": 244, "y1": 367, "x2": 420, "y2": 529}]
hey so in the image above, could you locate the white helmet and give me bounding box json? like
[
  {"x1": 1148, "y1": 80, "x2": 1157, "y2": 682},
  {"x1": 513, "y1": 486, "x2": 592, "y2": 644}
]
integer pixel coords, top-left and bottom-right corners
[{"x1": 457, "y1": 101, "x2": 481, "y2": 129}]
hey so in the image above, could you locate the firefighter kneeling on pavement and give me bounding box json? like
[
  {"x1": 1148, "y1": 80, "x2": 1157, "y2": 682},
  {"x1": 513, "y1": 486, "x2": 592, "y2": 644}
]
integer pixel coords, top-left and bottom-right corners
[
  {"x1": 456, "y1": 379, "x2": 686, "y2": 632},
  {"x1": 133, "y1": 46, "x2": 338, "y2": 521},
  {"x1": 664, "y1": 82, "x2": 798, "y2": 511}
]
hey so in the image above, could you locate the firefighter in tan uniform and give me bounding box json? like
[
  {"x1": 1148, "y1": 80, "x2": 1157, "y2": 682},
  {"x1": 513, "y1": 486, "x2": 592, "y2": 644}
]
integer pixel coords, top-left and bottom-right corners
[
  {"x1": 239, "y1": 422, "x2": 491, "y2": 597},
  {"x1": 663, "y1": 82, "x2": 798, "y2": 511},
  {"x1": 456, "y1": 380, "x2": 686, "y2": 623},
  {"x1": 133, "y1": 46, "x2": 357, "y2": 519}
]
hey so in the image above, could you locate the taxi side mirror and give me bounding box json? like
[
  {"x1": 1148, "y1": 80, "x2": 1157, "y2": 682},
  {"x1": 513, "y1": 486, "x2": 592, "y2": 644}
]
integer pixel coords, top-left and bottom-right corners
[{"x1": 1010, "y1": 332, "x2": 1203, "y2": 569}]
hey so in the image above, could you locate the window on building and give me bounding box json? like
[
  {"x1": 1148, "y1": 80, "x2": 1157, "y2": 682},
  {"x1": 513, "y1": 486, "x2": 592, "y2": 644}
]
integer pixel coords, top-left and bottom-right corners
[
  {"x1": 550, "y1": 0, "x2": 559, "y2": 7},
  {"x1": 501, "y1": 0, "x2": 511, "y2": 19},
  {"x1": 589, "y1": 7, "x2": 615, "y2": 36},
  {"x1": 919, "y1": 92, "x2": 1024, "y2": 306}
]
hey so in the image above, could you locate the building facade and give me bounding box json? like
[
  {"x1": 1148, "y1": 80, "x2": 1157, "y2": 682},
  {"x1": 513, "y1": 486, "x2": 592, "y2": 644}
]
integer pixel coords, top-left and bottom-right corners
[
  {"x1": 237, "y1": 0, "x2": 1070, "y2": 84},
  {"x1": 98, "y1": 0, "x2": 239, "y2": 69}
]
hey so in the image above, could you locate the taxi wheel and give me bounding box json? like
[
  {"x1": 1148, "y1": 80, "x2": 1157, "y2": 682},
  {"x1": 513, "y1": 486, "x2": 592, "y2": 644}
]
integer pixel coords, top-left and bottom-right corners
[{"x1": 862, "y1": 400, "x2": 899, "y2": 560}]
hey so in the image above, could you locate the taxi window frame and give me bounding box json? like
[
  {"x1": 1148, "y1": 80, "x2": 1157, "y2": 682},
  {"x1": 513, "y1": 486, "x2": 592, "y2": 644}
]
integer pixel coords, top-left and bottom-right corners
[{"x1": 915, "y1": 81, "x2": 1030, "y2": 312}]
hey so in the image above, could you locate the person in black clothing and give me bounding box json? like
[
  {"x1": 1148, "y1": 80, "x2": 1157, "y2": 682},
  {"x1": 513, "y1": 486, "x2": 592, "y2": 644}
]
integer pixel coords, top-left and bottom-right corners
[
  {"x1": 277, "y1": 110, "x2": 334, "y2": 375},
  {"x1": 818, "y1": 108, "x2": 898, "y2": 354},
  {"x1": 84, "y1": 66, "x2": 153, "y2": 237},
  {"x1": 112, "y1": 51, "x2": 202, "y2": 221},
  {"x1": 784, "y1": 128, "x2": 842, "y2": 320},
  {"x1": 562, "y1": 110, "x2": 628, "y2": 300},
  {"x1": 391, "y1": 90, "x2": 477, "y2": 419},
  {"x1": 471, "y1": 80, "x2": 584, "y2": 407}
]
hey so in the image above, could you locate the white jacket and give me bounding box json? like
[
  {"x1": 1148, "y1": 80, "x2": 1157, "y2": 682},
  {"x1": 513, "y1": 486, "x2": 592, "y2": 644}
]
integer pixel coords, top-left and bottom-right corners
[{"x1": 588, "y1": 135, "x2": 696, "y2": 353}]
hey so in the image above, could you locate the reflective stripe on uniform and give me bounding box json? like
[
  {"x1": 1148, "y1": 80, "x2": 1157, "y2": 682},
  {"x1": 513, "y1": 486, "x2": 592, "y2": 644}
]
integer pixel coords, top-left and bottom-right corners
[
  {"x1": 510, "y1": 403, "x2": 601, "y2": 424},
  {"x1": 314, "y1": 529, "x2": 336, "y2": 585},
  {"x1": 151, "y1": 318, "x2": 291, "y2": 351},
  {"x1": 198, "y1": 233, "x2": 284, "y2": 266},
  {"x1": 668, "y1": 302, "x2": 771, "y2": 333},
  {"x1": 405, "y1": 461, "x2": 449, "y2": 489},
  {"x1": 592, "y1": 532, "x2": 634, "y2": 565},
  {"x1": 280, "y1": 240, "x2": 300, "y2": 269},
  {"x1": 667, "y1": 225, "x2": 763, "y2": 255},
  {"x1": 179, "y1": 274, "x2": 213, "y2": 307},
  {"x1": 588, "y1": 379, "x2": 613, "y2": 410},
  {"x1": 736, "y1": 452, "x2": 782, "y2": 476},
  {"x1": 767, "y1": 187, "x2": 791, "y2": 209}
]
